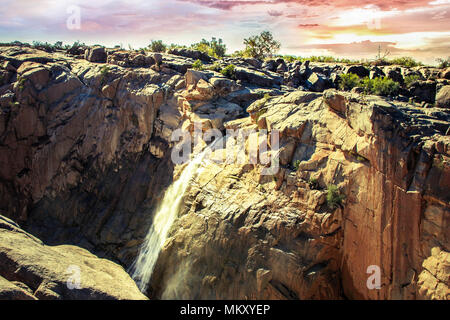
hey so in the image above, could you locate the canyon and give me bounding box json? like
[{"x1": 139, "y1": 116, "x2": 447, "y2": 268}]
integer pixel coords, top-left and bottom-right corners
[{"x1": 0, "y1": 45, "x2": 448, "y2": 300}]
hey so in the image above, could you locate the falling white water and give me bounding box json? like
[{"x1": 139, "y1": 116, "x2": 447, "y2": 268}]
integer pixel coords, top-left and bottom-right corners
[{"x1": 130, "y1": 139, "x2": 221, "y2": 292}]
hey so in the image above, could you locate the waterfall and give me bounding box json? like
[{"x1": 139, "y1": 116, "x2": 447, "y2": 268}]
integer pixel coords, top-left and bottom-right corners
[{"x1": 130, "y1": 139, "x2": 221, "y2": 292}]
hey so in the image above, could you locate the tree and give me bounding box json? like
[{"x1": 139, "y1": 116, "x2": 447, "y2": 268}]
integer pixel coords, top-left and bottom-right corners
[
  {"x1": 243, "y1": 31, "x2": 281, "y2": 60},
  {"x1": 149, "y1": 40, "x2": 167, "y2": 53},
  {"x1": 191, "y1": 37, "x2": 226, "y2": 58}
]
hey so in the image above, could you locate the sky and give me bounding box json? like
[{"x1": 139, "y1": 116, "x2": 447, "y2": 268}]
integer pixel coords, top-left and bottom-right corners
[{"x1": 1, "y1": 0, "x2": 449, "y2": 65}]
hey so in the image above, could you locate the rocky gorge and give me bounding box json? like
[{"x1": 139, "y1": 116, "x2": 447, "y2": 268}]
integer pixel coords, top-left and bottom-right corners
[{"x1": 0, "y1": 44, "x2": 448, "y2": 300}]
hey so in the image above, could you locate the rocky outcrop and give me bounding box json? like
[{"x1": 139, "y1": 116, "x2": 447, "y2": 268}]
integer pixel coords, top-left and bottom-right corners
[
  {"x1": 84, "y1": 46, "x2": 107, "y2": 63},
  {"x1": 148, "y1": 89, "x2": 449, "y2": 300},
  {"x1": 168, "y1": 48, "x2": 213, "y2": 63},
  {"x1": 0, "y1": 45, "x2": 448, "y2": 300},
  {"x1": 436, "y1": 85, "x2": 450, "y2": 108},
  {"x1": 0, "y1": 215, "x2": 147, "y2": 300}
]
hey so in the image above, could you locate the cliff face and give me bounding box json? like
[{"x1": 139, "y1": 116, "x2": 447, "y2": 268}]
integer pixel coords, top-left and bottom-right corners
[
  {"x1": 0, "y1": 46, "x2": 448, "y2": 300},
  {"x1": 152, "y1": 90, "x2": 449, "y2": 300}
]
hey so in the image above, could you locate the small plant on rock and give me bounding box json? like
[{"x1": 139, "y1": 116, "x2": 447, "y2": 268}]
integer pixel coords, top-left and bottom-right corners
[
  {"x1": 254, "y1": 108, "x2": 267, "y2": 123},
  {"x1": 293, "y1": 160, "x2": 301, "y2": 171},
  {"x1": 17, "y1": 76, "x2": 26, "y2": 91},
  {"x1": 308, "y1": 177, "x2": 320, "y2": 190},
  {"x1": 99, "y1": 65, "x2": 110, "y2": 84},
  {"x1": 220, "y1": 64, "x2": 235, "y2": 79},
  {"x1": 326, "y1": 184, "x2": 345, "y2": 210},
  {"x1": 192, "y1": 59, "x2": 204, "y2": 71}
]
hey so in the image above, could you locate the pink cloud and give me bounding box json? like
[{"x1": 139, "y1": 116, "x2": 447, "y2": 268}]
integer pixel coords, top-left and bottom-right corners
[{"x1": 297, "y1": 23, "x2": 319, "y2": 28}]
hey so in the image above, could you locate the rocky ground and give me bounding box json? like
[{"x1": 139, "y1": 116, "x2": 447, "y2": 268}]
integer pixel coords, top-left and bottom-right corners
[{"x1": 0, "y1": 45, "x2": 448, "y2": 299}]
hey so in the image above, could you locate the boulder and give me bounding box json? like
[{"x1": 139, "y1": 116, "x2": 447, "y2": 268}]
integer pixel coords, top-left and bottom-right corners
[
  {"x1": 306, "y1": 73, "x2": 329, "y2": 92},
  {"x1": 385, "y1": 67, "x2": 404, "y2": 84},
  {"x1": 409, "y1": 80, "x2": 437, "y2": 103},
  {"x1": 262, "y1": 60, "x2": 277, "y2": 72},
  {"x1": 84, "y1": 46, "x2": 107, "y2": 63},
  {"x1": 440, "y1": 67, "x2": 450, "y2": 80},
  {"x1": 168, "y1": 48, "x2": 212, "y2": 63},
  {"x1": 324, "y1": 89, "x2": 347, "y2": 114},
  {"x1": 0, "y1": 215, "x2": 147, "y2": 300},
  {"x1": 234, "y1": 67, "x2": 283, "y2": 88},
  {"x1": 185, "y1": 69, "x2": 208, "y2": 87},
  {"x1": 345, "y1": 65, "x2": 370, "y2": 78},
  {"x1": 243, "y1": 58, "x2": 262, "y2": 69},
  {"x1": 152, "y1": 53, "x2": 162, "y2": 66},
  {"x1": 435, "y1": 85, "x2": 450, "y2": 108},
  {"x1": 370, "y1": 67, "x2": 385, "y2": 79}
]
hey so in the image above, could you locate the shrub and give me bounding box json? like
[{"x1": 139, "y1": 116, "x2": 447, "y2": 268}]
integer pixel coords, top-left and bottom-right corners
[
  {"x1": 149, "y1": 40, "x2": 166, "y2": 53},
  {"x1": 220, "y1": 64, "x2": 235, "y2": 78},
  {"x1": 32, "y1": 41, "x2": 56, "y2": 52},
  {"x1": 362, "y1": 77, "x2": 400, "y2": 96},
  {"x1": 308, "y1": 177, "x2": 320, "y2": 189},
  {"x1": 338, "y1": 73, "x2": 361, "y2": 91},
  {"x1": 243, "y1": 31, "x2": 281, "y2": 60},
  {"x1": 389, "y1": 56, "x2": 422, "y2": 68},
  {"x1": 192, "y1": 59, "x2": 204, "y2": 71},
  {"x1": 191, "y1": 37, "x2": 226, "y2": 58},
  {"x1": 168, "y1": 43, "x2": 187, "y2": 51},
  {"x1": 436, "y1": 57, "x2": 450, "y2": 69},
  {"x1": 99, "y1": 65, "x2": 110, "y2": 84},
  {"x1": 326, "y1": 185, "x2": 345, "y2": 209},
  {"x1": 16, "y1": 76, "x2": 26, "y2": 91},
  {"x1": 293, "y1": 160, "x2": 301, "y2": 171},
  {"x1": 404, "y1": 75, "x2": 421, "y2": 88},
  {"x1": 254, "y1": 108, "x2": 267, "y2": 123}
]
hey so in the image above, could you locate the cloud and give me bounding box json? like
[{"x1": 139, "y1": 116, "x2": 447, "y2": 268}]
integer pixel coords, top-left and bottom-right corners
[
  {"x1": 297, "y1": 23, "x2": 319, "y2": 28},
  {"x1": 268, "y1": 10, "x2": 283, "y2": 17},
  {"x1": 180, "y1": 0, "x2": 435, "y2": 11},
  {"x1": 179, "y1": 0, "x2": 269, "y2": 10}
]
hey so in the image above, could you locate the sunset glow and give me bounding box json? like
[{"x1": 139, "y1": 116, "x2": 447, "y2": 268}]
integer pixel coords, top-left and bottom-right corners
[{"x1": 1, "y1": 0, "x2": 449, "y2": 64}]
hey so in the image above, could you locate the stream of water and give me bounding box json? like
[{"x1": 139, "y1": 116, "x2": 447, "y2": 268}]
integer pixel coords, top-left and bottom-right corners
[{"x1": 130, "y1": 140, "x2": 220, "y2": 292}]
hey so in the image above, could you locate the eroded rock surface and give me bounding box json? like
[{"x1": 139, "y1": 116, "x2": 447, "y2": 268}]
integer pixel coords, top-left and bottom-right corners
[
  {"x1": 0, "y1": 45, "x2": 449, "y2": 300},
  {"x1": 151, "y1": 90, "x2": 449, "y2": 300}
]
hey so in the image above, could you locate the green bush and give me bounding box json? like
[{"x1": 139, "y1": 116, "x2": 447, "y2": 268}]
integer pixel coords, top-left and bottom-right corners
[
  {"x1": 99, "y1": 65, "x2": 110, "y2": 83},
  {"x1": 293, "y1": 160, "x2": 301, "y2": 171},
  {"x1": 338, "y1": 73, "x2": 361, "y2": 91},
  {"x1": 220, "y1": 64, "x2": 235, "y2": 78},
  {"x1": 191, "y1": 37, "x2": 226, "y2": 58},
  {"x1": 192, "y1": 59, "x2": 204, "y2": 71},
  {"x1": 32, "y1": 41, "x2": 56, "y2": 52},
  {"x1": 389, "y1": 56, "x2": 422, "y2": 68},
  {"x1": 168, "y1": 43, "x2": 187, "y2": 51},
  {"x1": 149, "y1": 40, "x2": 166, "y2": 53},
  {"x1": 362, "y1": 77, "x2": 399, "y2": 96},
  {"x1": 308, "y1": 177, "x2": 320, "y2": 189},
  {"x1": 326, "y1": 185, "x2": 345, "y2": 209}
]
